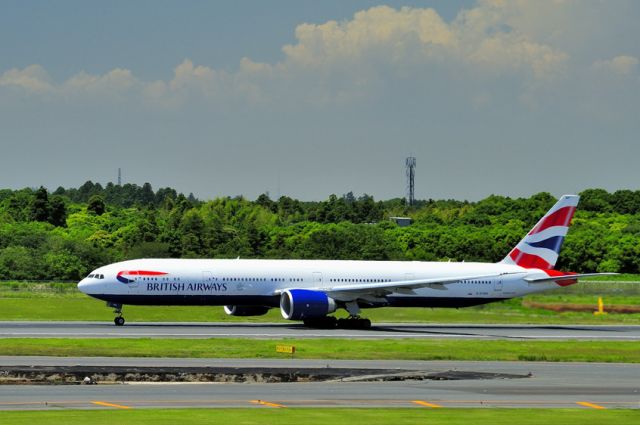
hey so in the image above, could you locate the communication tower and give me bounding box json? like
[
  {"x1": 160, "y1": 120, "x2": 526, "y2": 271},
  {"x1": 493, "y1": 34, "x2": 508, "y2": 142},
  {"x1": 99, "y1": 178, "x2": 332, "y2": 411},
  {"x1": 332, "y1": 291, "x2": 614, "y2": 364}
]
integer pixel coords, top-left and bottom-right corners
[
  {"x1": 405, "y1": 157, "x2": 416, "y2": 206},
  {"x1": 117, "y1": 168, "x2": 122, "y2": 186}
]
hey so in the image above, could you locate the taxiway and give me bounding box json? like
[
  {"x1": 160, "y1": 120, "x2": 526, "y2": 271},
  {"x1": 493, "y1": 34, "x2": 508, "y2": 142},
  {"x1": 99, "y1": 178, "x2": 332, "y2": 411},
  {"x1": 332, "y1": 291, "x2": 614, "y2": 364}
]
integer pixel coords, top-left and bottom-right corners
[{"x1": 0, "y1": 360, "x2": 637, "y2": 410}]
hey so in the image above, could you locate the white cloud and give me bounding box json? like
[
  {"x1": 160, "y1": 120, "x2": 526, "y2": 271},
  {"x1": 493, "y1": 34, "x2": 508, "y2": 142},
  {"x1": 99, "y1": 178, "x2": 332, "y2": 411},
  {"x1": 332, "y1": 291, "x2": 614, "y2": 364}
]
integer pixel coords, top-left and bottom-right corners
[
  {"x1": 592, "y1": 55, "x2": 639, "y2": 76},
  {"x1": 0, "y1": 2, "x2": 636, "y2": 109},
  {"x1": 281, "y1": 6, "x2": 454, "y2": 69},
  {"x1": 0, "y1": 64, "x2": 53, "y2": 93},
  {"x1": 63, "y1": 68, "x2": 137, "y2": 96},
  {"x1": 169, "y1": 59, "x2": 219, "y2": 93},
  {"x1": 276, "y1": 4, "x2": 566, "y2": 80}
]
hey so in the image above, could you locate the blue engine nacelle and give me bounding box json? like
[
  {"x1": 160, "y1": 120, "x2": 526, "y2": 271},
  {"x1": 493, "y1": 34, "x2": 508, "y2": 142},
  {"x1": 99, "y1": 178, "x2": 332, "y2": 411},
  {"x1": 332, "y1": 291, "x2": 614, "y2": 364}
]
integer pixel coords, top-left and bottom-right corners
[{"x1": 280, "y1": 289, "x2": 337, "y2": 320}]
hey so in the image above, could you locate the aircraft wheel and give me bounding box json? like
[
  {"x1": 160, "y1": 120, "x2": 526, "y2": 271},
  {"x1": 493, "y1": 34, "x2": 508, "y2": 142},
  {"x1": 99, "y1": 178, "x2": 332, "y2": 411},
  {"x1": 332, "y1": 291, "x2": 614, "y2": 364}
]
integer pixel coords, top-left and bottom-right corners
[
  {"x1": 323, "y1": 316, "x2": 338, "y2": 329},
  {"x1": 114, "y1": 316, "x2": 125, "y2": 326},
  {"x1": 304, "y1": 317, "x2": 337, "y2": 329},
  {"x1": 336, "y1": 318, "x2": 349, "y2": 329},
  {"x1": 337, "y1": 317, "x2": 371, "y2": 329}
]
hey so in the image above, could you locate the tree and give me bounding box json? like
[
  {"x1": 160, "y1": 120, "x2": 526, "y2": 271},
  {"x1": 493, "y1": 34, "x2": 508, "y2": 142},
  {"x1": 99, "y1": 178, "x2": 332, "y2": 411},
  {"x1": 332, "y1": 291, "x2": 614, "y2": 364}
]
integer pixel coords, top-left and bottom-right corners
[
  {"x1": 579, "y1": 189, "x2": 611, "y2": 212},
  {"x1": 611, "y1": 190, "x2": 640, "y2": 214},
  {"x1": 139, "y1": 209, "x2": 159, "y2": 242},
  {"x1": 87, "y1": 195, "x2": 106, "y2": 216},
  {"x1": 31, "y1": 187, "x2": 50, "y2": 222},
  {"x1": 255, "y1": 193, "x2": 276, "y2": 212},
  {"x1": 0, "y1": 246, "x2": 40, "y2": 280},
  {"x1": 179, "y1": 209, "x2": 206, "y2": 256},
  {"x1": 127, "y1": 242, "x2": 171, "y2": 259},
  {"x1": 140, "y1": 182, "x2": 155, "y2": 206},
  {"x1": 48, "y1": 196, "x2": 67, "y2": 227}
]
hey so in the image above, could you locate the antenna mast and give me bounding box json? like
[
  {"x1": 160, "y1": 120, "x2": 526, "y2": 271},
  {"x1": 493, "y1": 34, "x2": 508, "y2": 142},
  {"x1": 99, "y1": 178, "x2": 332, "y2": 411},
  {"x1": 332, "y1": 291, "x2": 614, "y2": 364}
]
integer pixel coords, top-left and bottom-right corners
[{"x1": 405, "y1": 157, "x2": 416, "y2": 206}]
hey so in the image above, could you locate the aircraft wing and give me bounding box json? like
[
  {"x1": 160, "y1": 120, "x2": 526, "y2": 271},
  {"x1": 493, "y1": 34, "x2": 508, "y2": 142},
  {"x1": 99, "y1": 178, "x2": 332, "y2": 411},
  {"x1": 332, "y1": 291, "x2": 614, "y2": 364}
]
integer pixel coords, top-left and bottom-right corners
[
  {"x1": 303, "y1": 272, "x2": 525, "y2": 300},
  {"x1": 524, "y1": 272, "x2": 618, "y2": 283}
]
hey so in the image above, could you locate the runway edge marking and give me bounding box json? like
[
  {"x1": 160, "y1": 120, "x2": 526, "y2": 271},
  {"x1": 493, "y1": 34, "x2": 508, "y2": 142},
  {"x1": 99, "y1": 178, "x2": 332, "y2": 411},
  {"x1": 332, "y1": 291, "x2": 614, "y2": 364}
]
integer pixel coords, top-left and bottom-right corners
[
  {"x1": 91, "y1": 401, "x2": 132, "y2": 409},
  {"x1": 576, "y1": 402, "x2": 606, "y2": 410},
  {"x1": 250, "y1": 400, "x2": 286, "y2": 408},
  {"x1": 412, "y1": 400, "x2": 442, "y2": 408}
]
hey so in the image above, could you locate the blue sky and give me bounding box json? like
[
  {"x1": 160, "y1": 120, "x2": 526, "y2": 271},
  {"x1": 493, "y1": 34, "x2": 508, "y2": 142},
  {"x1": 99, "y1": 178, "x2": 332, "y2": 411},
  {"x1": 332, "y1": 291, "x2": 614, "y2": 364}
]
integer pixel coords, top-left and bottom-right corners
[{"x1": 1, "y1": 1, "x2": 639, "y2": 200}]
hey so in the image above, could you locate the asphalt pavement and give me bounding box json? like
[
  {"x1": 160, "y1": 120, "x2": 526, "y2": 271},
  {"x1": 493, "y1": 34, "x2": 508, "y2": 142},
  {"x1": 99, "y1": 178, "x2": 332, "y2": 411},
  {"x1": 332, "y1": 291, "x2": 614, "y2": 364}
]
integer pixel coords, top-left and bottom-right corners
[
  {"x1": 1, "y1": 321, "x2": 640, "y2": 340},
  {"x1": 0, "y1": 360, "x2": 638, "y2": 410}
]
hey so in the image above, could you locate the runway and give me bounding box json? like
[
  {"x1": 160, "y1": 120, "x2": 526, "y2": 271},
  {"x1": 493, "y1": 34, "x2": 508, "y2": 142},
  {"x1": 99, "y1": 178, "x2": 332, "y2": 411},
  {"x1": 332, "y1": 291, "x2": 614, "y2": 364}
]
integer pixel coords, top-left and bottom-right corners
[
  {"x1": 1, "y1": 321, "x2": 640, "y2": 340},
  {"x1": 0, "y1": 360, "x2": 638, "y2": 410}
]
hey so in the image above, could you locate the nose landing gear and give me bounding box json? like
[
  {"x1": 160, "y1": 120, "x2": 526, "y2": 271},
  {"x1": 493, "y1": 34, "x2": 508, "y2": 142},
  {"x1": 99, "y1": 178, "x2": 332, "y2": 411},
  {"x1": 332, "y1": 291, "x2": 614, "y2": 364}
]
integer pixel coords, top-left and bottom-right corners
[{"x1": 107, "y1": 302, "x2": 125, "y2": 326}]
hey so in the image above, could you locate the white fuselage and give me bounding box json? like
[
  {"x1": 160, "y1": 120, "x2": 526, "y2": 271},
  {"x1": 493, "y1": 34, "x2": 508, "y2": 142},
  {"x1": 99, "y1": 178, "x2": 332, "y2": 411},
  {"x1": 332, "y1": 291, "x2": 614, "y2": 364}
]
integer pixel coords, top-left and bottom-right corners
[{"x1": 78, "y1": 258, "x2": 559, "y2": 309}]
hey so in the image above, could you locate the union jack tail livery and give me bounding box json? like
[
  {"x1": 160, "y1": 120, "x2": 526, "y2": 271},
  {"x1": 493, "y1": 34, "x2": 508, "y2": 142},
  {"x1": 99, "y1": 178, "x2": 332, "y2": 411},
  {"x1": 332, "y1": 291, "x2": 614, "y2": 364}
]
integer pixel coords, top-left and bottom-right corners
[{"x1": 500, "y1": 195, "x2": 579, "y2": 270}]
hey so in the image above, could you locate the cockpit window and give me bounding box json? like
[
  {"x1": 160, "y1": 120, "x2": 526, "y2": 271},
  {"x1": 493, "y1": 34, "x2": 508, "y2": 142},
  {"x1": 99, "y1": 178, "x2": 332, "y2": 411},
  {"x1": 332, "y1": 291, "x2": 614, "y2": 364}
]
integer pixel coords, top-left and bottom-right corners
[
  {"x1": 88, "y1": 274, "x2": 95, "y2": 278},
  {"x1": 99, "y1": 274, "x2": 104, "y2": 279}
]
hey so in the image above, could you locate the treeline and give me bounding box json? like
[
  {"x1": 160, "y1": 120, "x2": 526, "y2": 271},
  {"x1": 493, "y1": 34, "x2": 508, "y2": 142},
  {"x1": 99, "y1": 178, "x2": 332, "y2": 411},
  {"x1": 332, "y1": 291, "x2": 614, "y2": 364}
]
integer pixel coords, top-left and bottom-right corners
[
  {"x1": 1, "y1": 183, "x2": 639, "y2": 281},
  {"x1": 52, "y1": 180, "x2": 198, "y2": 208}
]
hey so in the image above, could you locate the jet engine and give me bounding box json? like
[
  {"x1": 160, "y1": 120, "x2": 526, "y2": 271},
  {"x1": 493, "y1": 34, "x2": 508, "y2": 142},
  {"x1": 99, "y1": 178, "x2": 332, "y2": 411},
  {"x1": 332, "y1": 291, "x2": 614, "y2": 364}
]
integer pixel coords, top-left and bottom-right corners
[
  {"x1": 223, "y1": 305, "x2": 270, "y2": 316},
  {"x1": 280, "y1": 289, "x2": 337, "y2": 320}
]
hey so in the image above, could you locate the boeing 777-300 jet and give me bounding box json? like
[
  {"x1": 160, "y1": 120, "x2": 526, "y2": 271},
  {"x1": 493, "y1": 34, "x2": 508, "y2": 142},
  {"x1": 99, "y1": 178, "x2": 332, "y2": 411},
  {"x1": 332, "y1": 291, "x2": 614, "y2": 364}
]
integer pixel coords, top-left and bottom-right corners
[{"x1": 78, "y1": 195, "x2": 612, "y2": 328}]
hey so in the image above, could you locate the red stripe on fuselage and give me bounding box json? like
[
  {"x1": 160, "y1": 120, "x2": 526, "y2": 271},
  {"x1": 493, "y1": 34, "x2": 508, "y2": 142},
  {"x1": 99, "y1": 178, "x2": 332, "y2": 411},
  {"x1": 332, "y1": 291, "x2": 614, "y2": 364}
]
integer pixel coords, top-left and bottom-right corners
[
  {"x1": 509, "y1": 251, "x2": 578, "y2": 286},
  {"x1": 119, "y1": 270, "x2": 168, "y2": 276},
  {"x1": 529, "y1": 206, "x2": 576, "y2": 235}
]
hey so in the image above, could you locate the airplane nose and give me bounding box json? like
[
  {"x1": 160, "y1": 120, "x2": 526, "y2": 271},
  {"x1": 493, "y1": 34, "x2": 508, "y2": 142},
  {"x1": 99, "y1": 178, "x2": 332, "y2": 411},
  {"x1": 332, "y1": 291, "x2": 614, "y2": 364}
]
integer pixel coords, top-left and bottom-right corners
[
  {"x1": 77, "y1": 279, "x2": 89, "y2": 293},
  {"x1": 77, "y1": 278, "x2": 98, "y2": 294}
]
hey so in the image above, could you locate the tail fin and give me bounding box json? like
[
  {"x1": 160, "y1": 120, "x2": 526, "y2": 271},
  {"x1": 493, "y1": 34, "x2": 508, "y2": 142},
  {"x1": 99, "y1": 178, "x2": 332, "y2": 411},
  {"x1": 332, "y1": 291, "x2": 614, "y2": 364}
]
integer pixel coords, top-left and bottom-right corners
[{"x1": 500, "y1": 195, "x2": 579, "y2": 270}]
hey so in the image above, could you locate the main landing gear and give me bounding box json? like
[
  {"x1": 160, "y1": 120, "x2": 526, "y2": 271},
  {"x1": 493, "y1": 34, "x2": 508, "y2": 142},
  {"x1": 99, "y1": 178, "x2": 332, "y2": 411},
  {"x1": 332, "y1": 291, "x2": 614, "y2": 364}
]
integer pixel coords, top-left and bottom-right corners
[
  {"x1": 303, "y1": 316, "x2": 372, "y2": 329},
  {"x1": 303, "y1": 301, "x2": 371, "y2": 329},
  {"x1": 337, "y1": 301, "x2": 371, "y2": 329},
  {"x1": 108, "y1": 302, "x2": 125, "y2": 326},
  {"x1": 338, "y1": 316, "x2": 371, "y2": 329},
  {"x1": 303, "y1": 316, "x2": 337, "y2": 329}
]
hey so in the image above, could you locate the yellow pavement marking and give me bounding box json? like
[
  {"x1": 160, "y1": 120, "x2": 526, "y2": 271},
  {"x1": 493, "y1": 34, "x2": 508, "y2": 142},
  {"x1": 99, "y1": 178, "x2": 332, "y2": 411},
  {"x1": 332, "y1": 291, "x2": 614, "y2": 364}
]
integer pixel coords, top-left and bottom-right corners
[
  {"x1": 91, "y1": 401, "x2": 132, "y2": 409},
  {"x1": 412, "y1": 400, "x2": 442, "y2": 408},
  {"x1": 576, "y1": 401, "x2": 606, "y2": 410},
  {"x1": 250, "y1": 399, "x2": 286, "y2": 408}
]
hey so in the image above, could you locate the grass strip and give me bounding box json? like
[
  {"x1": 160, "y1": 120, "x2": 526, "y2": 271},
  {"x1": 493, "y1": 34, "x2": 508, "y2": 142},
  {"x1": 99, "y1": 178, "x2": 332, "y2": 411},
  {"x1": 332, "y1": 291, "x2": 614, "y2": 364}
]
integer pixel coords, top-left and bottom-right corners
[
  {"x1": 0, "y1": 338, "x2": 639, "y2": 363},
  {"x1": 1, "y1": 296, "x2": 640, "y2": 324},
  {"x1": 0, "y1": 408, "x2": 636, "y2": 425}
]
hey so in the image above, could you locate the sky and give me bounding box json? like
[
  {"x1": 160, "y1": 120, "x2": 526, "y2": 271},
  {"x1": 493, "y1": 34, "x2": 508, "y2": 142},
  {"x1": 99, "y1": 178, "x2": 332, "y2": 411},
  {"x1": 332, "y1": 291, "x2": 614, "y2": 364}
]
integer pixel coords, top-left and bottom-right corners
[{"x1": 1, "y1": 0, "x2": 639, "y2": 201}]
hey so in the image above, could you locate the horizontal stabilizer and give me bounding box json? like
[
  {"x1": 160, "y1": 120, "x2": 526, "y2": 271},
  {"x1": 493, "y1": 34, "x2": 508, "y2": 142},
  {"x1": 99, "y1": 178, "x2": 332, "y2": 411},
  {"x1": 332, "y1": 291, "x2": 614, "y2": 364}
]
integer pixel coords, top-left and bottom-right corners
[{"x1": 524, "y1": 272, "x2": 618, "y2": 283}]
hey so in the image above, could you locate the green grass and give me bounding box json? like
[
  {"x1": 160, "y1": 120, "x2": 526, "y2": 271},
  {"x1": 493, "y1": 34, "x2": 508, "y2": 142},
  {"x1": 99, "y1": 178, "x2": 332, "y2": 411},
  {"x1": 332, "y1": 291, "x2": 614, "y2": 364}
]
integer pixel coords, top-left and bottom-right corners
[
  {"x1": 585, "y1": 273, "x2": 640, "y2": 282},
  {"x1": 2, "y1": 296, "x2": 640, "y2": 324},
  {"x1": 0, "y1": 408, "x2": 637, "y2": 425},
  {"x1": 0, "y1": 338, "x2": 639, "y2": 363},
  {"x1": 1, "y1": 280, "x2": 639, "y2": 324}
]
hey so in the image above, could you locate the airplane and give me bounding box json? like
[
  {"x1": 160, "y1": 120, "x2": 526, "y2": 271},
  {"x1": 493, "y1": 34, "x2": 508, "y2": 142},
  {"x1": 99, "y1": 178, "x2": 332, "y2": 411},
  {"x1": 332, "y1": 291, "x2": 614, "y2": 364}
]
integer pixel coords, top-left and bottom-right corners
[{"x1": 77, "y1": 194, "x2": 613, "y2": 328}]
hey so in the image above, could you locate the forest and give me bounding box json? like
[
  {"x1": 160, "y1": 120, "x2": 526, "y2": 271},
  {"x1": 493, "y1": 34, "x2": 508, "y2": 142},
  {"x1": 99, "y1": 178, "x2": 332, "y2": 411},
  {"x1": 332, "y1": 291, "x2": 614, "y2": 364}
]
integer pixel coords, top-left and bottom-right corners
[{"x1": 0, "y1": 182, "x2": 638, "y2": 281}]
